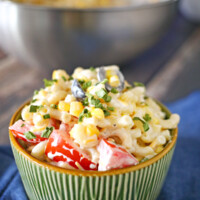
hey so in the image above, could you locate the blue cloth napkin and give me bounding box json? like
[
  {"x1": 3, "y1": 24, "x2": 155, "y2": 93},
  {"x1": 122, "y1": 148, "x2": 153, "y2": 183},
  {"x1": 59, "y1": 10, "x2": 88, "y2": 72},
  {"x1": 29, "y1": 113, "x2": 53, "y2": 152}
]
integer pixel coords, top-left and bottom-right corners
[{"x1": 1, "y1": 92, "x2": 200, "y2": 200}]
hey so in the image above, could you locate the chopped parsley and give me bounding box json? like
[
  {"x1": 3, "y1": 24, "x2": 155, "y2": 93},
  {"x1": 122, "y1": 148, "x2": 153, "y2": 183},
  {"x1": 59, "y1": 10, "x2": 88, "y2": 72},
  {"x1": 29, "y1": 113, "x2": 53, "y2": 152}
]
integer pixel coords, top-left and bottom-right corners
[
  {"x1": 78, "y1": 109, "x2": 92, "y2": 122},
  {"x1": 90, "y1": 67, "x2": 95, "y2": 71},
  {"x1": 101, "y1": 79, "x2": 108, "y2": 85},
  {"x1": 110, "y1": 88, "x2": 118, "y2": 94},
  {"x1": 96, "y1": 88, "x2": 107, "y2": 98},
  {"x1": 78, "y1": 80, "x2": 85, "y2": 85},
  {"x1": 68, "y1": 76, "x2": 74, "y2": 81},
  {"x1": 41, "y1": 127, "x2": 54, "y2": 138},
  {"x1": 104, "y1": 95, "x2": 112, "y2": 102},
  {"x1": 34, "y1": 90, "x2": 39, "y2": 95},
  {"x1": 96, "y1": 79, "x2": 108, "y2": 86},
  {"x1": 24, "y1": 131, "x2": 36, "y2": 140},
  {"x1": 88, "y1": 95, "x2": 102, "y2": 108},
  {"x1": 43, "y1": 114, "x2": 50, "y2": 119},
  {"x1": 43, "y1": 79, "x2": 57, "y2": 87},
  {"x1": 50, "y1": 104, "x2": 58, "y2": 109},
  {"x1": 29, "y1": 105, "x2": 40, "y2": 113},
  {"x1": 61, "y1": 76, "x2": 67, "y2": 81},
  {"x1": 31, "y1": 99, "x2": 37, "y2": 103},
  {"x1": 21, "y1": 124, "x2": 25, "y2": 127},
  {"x1": 103, "y1": 109, "x2": 111, "y2": 117},
  {"x1": 107, "y1": 106, "x2": 114, "y2": 111},
  {"x1": 82, "y1": 98, "x2": 89, "y2": 106},
  {"x1": 85, "y1": 94, "x2": 113, "y2": 117},
  {"x1": 133, "y1": 117, "x2": 150, "y2": 132},
  {"x1": 134, "y1": 82, "x2": 145, "y2": 87},
  {"x1": 82, "y1": 81, "x2": 92, "y2": 90},
  {"x1": 126, "y1": 86, "x2": 133, "y2": 90},
  {"x1": 143, "y1": 113, "x2": 151, "y2": 122},
  {"x1": 96, "y1": 89, "x2": 112, "y2": 102}
]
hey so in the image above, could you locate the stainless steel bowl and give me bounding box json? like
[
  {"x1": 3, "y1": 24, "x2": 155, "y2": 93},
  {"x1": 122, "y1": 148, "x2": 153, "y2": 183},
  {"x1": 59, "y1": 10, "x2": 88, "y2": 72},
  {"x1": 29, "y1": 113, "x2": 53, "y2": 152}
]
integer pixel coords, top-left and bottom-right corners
[{"x1": 0, "y1": 0, "x2": 178, "y2": 70}]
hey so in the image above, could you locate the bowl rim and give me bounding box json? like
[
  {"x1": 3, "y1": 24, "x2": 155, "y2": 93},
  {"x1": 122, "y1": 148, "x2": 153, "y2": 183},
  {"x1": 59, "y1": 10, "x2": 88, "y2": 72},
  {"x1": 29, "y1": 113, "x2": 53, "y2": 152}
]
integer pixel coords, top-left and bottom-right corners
[
  {"x1": 9, "y1": 100, "x2": 178, "y2": 177},
  {"x1": 2, "y1": 0, "x2": 178, "y2": 12}
]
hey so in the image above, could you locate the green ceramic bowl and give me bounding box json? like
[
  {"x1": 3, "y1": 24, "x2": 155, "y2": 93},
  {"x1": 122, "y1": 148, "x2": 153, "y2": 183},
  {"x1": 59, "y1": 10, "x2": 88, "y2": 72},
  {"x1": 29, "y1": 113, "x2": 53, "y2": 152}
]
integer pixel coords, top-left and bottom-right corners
[{"x1": 9, "y1": 101, "x2": 178, "y2": 200}]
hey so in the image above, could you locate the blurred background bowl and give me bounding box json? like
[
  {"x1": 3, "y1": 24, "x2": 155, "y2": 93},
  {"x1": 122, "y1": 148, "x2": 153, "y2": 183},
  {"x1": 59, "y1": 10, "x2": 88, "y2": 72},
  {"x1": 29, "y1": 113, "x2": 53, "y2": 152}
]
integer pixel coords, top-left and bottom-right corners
[{"x1": 0, "y1": 0, "x2": 178, "y2": 71}]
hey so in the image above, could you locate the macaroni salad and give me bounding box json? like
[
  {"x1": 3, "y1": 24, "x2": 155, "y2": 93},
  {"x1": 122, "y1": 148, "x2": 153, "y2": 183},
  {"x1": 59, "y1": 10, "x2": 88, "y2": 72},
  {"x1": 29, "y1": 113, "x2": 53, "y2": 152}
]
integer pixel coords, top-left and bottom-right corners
[{"x1": 9, "y1": 66, "x2": 180, "y2": 171}]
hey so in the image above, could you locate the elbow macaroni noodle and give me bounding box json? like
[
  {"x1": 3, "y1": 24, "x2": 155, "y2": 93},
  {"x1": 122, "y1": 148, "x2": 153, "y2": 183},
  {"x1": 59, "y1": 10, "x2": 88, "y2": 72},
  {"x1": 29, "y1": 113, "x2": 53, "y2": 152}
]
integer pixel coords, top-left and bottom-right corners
[{"x1": 18, "y1": 65, "x2": 180, "y2": 166}]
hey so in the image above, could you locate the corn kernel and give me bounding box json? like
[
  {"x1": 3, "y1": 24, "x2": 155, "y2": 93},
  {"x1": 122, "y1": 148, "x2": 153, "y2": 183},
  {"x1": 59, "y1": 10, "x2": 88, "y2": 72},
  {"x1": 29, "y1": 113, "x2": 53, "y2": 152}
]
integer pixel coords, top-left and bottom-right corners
[
  {"x1": 70, "y1": 102, "x2": 84, "y2": 117},
  {"x1": 109, "y1": 75, "x2": 120, "y2": 87},
  {"x1": 86, "y1": 124, "x2": 100, "y2": 136},
  {"x1": 91, "y1": 108, "x2": 105, "y2": 119},
  {"x1": 155, "y1": 145, "x2": 164, "y2": 154},
  {"x1": 58, "y1": 101, "x2": 70, "y2": 112}
]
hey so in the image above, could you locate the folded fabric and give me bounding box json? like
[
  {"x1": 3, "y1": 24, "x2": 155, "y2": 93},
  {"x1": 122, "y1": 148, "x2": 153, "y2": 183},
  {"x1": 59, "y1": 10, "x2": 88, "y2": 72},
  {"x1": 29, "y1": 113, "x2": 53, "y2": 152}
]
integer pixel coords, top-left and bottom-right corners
[{"x1": 1, "y1": 92, "x2": 200, "y2": 200}]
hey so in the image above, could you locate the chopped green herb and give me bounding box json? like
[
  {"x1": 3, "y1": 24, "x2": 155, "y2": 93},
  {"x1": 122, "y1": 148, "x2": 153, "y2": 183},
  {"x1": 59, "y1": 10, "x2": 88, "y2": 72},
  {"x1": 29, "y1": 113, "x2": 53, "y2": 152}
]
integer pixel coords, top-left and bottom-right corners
[
  {"x1": 140, "y1": 102, "x2": 148, "y2": 106},
  {"x1": 133, "y1": 117, "x2": 150, "y2": 132},
  {"x1": 96, "y1": 88, "x2": 108, "y2": 98},
  {"x1": 78, "y1": 109, "x2": 92, "y2": 122},
  {"x1": 107, "y1": 106, "x2": 114, "y2": 111},
  {"x1": 134, "y1": 82, "x2": 145, "y2": 87},
  {"x1": 143, "y1": 113, "x2": 151, "y2": 122},
  {"x1": 68, "y1": 76, "x2": 74, "y2": 81},
  {"x1": 34, "y1": 90, "x2": 39, "y2": 95},
  {"x1": 82, "y1": 81, "x2": 92, "y2": 90},
  {"x1": 41, "y1": 127, "x2": 54, "y2": 138},
  {"x1": 43, "y1": 79, "x2": 57, "y2": 87},
  {"x1": 126, "y1": 86, "x2": 133, "y2": 90},
  {"x1": 91, "y1": 97, "x2": 103, "y2": 109},
  {"x1": 103, "y1": 109, "x2": 111, "y2": 117},
  {"x1": 90, "y1": 67, "x2": 95, "y2": 71},
  {"x1": 104, "y1": 95, "x2": 112, "y2": 102},
  {"x1": 110, "y1": 88, "x2": 118, "y2": 94},
  {"x1": 78, "y1": 115, "x2": 84, "y2": 123},
  {"x1": 143, "y1": 123, "x2": 149, "y2": 132},
  {"x1": 82, "y1": 98, "x2": 89, "y2": 106},
  {"x1": 62, "y1": 76, "x2": 67, "y2": 81},
  {"x1": 95, "y1": 103, "x2": 103, "y2": 109},
  {"x1": 101, "y1": 79, "x2": 108, "y2": 84},
  {"x1": 43, "y1": 114, "x2": 50, "y2": 119},
  {"x1": 29, "y1": 105, "x2": 39, "y2": 113},
  {"x1": 144, "y1": 96, "x2": 148, "y2": 100},
  {"x1": 38, "y1": 105, "x2": 44, "y2": 111},
  {"x1": 96, "y1": 79, "x2": 109, "y2": 85},
  {"x1": 31, "y1": 99, "x2": 37, "y2": 103},
  {"x1": 85, "y1": 112, "x2": 92, "y2": 118},
  {"x1": 86, "y1": 93, "x2": 92, "y2": 98},
  {"x1": 91, "y1": 97, "x2": 100, "y2": 106},
  {"x1": 24, "y1": 131, "x2": 36, "y2": 140},
  {"x1": 78, "y1": 80, "x2": 85, "y2": 85},
  {"x1": 50, "y1": 104, "x2": 58, "y2": 109},
  {"x1": 21, "y1": 124, "x2": 25, "y2": 127}
]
